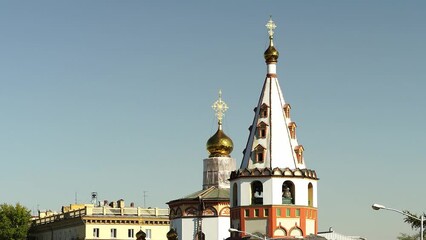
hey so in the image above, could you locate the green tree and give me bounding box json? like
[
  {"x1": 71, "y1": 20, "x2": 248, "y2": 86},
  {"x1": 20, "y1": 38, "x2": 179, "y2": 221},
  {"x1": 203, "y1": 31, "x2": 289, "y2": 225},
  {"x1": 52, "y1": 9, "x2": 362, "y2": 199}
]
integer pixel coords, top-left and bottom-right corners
[
  {"x1": 400, "y1": 210, "x2": 426, "y2": 240},
  {"x1": 0, "y1": 203, "x2": 32, "y2": 240},
  {"x1": 397, "y1": 233, "x2": 418, "y2": 240}
]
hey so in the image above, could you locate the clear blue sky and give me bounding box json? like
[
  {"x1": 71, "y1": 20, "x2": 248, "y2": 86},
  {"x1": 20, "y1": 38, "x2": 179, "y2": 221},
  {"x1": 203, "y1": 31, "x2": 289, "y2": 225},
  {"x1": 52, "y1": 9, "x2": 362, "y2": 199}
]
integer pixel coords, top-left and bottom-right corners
[{"x1": 1, "y1": 1, "x2": 425, "y2": 239}]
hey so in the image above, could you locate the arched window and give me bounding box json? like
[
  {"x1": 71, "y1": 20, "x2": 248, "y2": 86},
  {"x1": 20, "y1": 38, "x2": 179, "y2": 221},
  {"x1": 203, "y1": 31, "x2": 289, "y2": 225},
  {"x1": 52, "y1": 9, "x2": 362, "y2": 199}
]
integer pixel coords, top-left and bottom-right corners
[
  {"x1": 254, "y1": 145, "x2": 266, "y2": 163},
  {"x1": 251, "y1": 181, "x2": 263, "y2": 205},
  {"x1": 282, "y1": 181, "x2": 295, "y2": 204},
  {"x1": 257, "y1": 122, "x2": 268, "y2": 139},
  {"x1": 308, "y1": 183, "x2": 313, "y2": 207},
  {"x1": 233, "y1": 183, "x2": 238, "y2": 207},
  {"x1": 260, "y1": 103, "x2": 269, "y2": 118}
]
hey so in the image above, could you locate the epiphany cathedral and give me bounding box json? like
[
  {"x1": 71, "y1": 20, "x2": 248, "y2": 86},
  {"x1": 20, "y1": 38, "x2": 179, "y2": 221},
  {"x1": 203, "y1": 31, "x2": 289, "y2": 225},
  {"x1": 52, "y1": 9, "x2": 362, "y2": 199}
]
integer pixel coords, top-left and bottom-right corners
[{"x1": 167, "y1": 18, "x2": 319, "y2": 240}]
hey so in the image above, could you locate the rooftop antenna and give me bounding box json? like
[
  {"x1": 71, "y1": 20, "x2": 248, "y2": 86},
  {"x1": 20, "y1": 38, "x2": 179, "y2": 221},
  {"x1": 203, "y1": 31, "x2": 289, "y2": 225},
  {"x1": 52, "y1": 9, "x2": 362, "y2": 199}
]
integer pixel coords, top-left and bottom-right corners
[{"x1": 91, "y1": 192, "x2": 98, "y2": 206}]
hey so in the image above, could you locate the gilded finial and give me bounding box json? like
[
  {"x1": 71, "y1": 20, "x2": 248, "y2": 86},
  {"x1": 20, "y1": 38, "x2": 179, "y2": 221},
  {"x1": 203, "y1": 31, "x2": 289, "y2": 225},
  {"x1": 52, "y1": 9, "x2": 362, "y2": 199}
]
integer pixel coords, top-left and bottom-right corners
[
  {"x1": 264, "y1": 16, "x2": 279, "y2": 63},
  {"x1": 266, "y1": 16, "x2": 276, "y2": 39},
  {"x1": 211, "y1": 90, "x2": 228, "y2": 128},
  {"x1": 206, "y1": 90, "x2": 233, "y2": 157}
]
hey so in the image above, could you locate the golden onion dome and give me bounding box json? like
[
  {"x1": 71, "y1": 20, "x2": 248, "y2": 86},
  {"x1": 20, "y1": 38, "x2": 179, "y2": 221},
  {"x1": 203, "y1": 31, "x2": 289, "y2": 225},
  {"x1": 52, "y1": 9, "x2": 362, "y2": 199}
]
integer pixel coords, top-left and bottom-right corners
[
  {"x1": 206, "y1": 124, "x2": 233, "y2": 157},
  {"x1": 264, "y1": 37, "x2": 279, "y2": 63}
]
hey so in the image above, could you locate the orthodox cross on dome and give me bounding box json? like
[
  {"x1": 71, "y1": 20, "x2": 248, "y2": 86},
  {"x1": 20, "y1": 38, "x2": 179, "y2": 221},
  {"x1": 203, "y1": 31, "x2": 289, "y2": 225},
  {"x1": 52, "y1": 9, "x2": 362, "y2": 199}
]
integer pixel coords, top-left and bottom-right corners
[
  {"x1": 265, "y1": 16, "x2": 276, "y2": 38},
  {"x1": 212, "y1": 90, "x2": 228, "y2": 125}
]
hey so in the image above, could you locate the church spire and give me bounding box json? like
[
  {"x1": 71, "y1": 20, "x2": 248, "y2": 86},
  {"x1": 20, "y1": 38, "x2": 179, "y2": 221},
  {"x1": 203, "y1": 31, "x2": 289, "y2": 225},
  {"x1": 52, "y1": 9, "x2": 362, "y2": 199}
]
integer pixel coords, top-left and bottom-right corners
[
  {"x1": 229, "y1": 18, "x2": 318, "y2": 238},
  {"x1": 240, "y1": 17, "x2": 306, "y2": 170}
]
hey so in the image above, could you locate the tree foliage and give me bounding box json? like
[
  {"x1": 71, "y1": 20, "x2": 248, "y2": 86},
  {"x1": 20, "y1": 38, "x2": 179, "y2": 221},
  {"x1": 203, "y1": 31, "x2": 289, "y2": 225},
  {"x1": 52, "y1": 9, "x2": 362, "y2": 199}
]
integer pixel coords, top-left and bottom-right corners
[
  {"x1": 403, "y1": 210, "x2": 426, "y2": 230},
  {"x1": 397, "y1": 233, "x2": 418, "y2": 240},
  {"x1": 0, "y1": 203, "x2": 31, "y2": 240},
  {"x1": 400, "y1": 210, "x2": 426, "y2": 240}
]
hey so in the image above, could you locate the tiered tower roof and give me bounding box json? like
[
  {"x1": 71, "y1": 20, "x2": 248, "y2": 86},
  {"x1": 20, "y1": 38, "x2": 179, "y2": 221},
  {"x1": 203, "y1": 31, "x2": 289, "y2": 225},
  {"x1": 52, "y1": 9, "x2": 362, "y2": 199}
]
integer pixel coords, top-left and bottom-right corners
[{"x1": 240, "y1": 17, "x2": 308, "y2": 171}]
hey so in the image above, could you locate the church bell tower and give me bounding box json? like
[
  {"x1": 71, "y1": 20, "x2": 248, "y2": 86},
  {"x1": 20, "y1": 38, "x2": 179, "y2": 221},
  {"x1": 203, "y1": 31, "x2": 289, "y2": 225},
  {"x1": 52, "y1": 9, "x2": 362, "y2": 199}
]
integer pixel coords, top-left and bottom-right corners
[{"x1": 229, "y1": 18, "x2": 319, "y2": 239}]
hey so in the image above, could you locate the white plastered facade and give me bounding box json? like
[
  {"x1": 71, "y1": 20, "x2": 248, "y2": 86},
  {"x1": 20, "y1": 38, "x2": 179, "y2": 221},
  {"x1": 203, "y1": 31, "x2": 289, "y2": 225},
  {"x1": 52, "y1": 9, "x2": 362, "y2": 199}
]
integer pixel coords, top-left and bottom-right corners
[
  {"x1": 171, "y1": 217, "x2": 230, "y2": 240},
  {"x1": 231, "y1": 177, "x2": 317, "y2": 207},
  {"x1": 240, "y1": 63, "x2": 306, "y2": 170}
]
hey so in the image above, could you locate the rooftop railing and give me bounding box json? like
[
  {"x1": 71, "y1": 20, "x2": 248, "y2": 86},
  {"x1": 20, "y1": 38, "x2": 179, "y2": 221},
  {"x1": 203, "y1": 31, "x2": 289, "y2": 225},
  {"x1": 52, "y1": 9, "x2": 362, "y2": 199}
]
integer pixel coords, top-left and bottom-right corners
[{"x1": 32, "y1": 206, "x2": 169, "y2": 226}]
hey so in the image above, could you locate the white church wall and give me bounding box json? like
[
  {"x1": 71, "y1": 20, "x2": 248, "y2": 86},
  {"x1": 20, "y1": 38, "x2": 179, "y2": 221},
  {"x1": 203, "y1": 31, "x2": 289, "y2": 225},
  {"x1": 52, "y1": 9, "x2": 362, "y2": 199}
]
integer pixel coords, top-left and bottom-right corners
[
  {"x1": 173, "y1": 217, "x2": 230, "y2": 240},
  {"x1": 305, "y1": 219, "x2": 316, "y2": 235}
]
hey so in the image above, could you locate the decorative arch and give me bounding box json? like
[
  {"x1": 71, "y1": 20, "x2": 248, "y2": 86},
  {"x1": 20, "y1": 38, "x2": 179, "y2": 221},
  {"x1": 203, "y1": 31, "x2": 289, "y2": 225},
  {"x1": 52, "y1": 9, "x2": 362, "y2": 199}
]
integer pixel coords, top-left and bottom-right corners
[
  {"x1": 219, "y1": 207, "x2": 230, "y2": 216},
  {"x1": 262, "y1": 168, "x2": 272, "y2": 175},
  {"x1": 203, "y1": 206, "x2": 217, "y2": 216},
  {"x1": 184, "y1": 207, "x2": 197, "y2": 216},
  {"x1": 253, "y1": 168, "x2": 262, "y2": 176},
  {"x1": 272, "y1": 167, "x2": 282, "y2": 175},
  {"x1": 282, "y1": 180, "x2": 295, "y2": 204},
  {"x1": 273, "y1": 226, "x2": 288, "y2": 237},
  {"x1": 251, "y1": 181, "x2": 263, "y2": 205},
  {"x1": 232, "y1": 183, "x2": 238, "y2": 207},
  {"x1": 289, "y1": 226, "x2": 303, "y2": 237}
]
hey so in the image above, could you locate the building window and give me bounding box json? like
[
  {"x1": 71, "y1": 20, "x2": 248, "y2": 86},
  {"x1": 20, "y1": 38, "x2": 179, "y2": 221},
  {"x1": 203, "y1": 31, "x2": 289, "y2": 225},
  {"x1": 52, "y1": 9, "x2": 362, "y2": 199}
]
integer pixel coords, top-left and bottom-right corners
[
  {"x1": 294, "y1": 145, "x2": 304, "y2": 164},
  {"x1": 259, "y1": 128, "x2": 266, "y2": 138},
  {"x1": 257, "y1": 122, "x2": 268, "y2": 139},
  {"x1": 284, "y1": 104, "x2": 291, "y2": 118},
  {"x1": 254, "y1": 144, "x2": 266, "y2": 163},
  {"x1": 282, "y1": 181, "x2": 295, "y2": 204},
  {"x1": 288, "y1": 122, "x2": 297, "y2": 139},
  {"x1": 276, "y1": 208, "x2": 281, "y2": 217},
  {"x1": 257, "y1": 152, "x2": 264, "y2": 162},
  {"x1": 296, "y1": 209, "x2": 300, "y2": 217},
  {"x1": 255, "y1": 209, "x2": 259, "y2": 217},
  {"x1": 251, "y1": 181, "x2": 263, "y2": 205},
  {"x1": 286, "y1": 209, "x2": 291, "y2": 217},
  {"x1": 146, "y1": 229, "x2": 152, "y2": 239},
  {"x1": 128, "y1": 229, "x2": 134, "y2": 238},
  {"x1": 308, "y1": 183, "x2": 314, "y2": 207},
  {"x1": 93, "y1": 228, "x2": 99, "y2": 238},
  {"x1": 264, "y1": 209, "x2": 269, "y2": 217},
  {"x1": 245, "y1": 209, "x2": 250, "y2": 217},
  {"x1": 260, "y1": 104, "x2": 269, "y2": 118},
  {"x1": 111, "y1": 228, "x2": 117, "y2": 238}
]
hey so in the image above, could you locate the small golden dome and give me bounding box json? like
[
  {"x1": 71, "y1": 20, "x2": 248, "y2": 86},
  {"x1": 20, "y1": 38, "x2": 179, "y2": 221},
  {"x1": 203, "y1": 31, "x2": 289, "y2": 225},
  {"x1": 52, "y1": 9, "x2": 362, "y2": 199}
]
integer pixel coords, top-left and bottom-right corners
[
  {"x1": 206, "y1": 124, "x2": 234, "y2": 157},
  {"x1": 264, "y1": 37, "x2": 279, "y2": 63}
]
